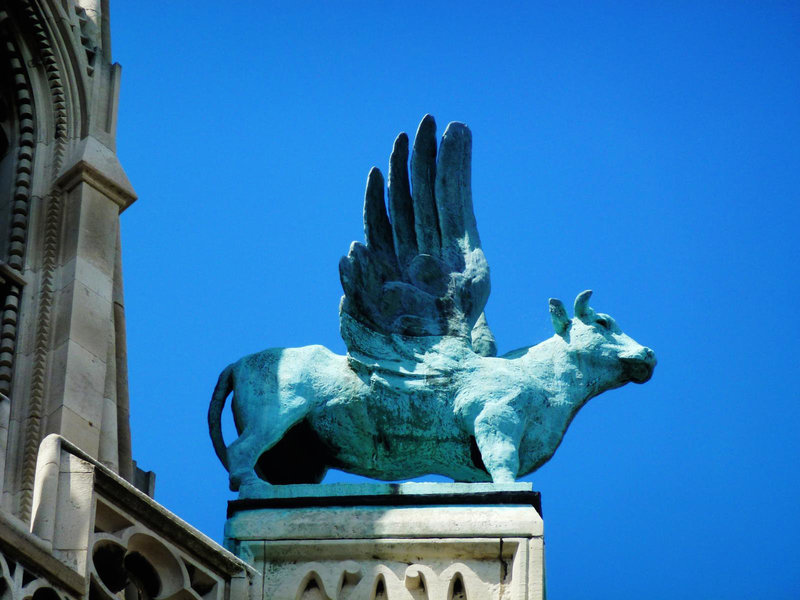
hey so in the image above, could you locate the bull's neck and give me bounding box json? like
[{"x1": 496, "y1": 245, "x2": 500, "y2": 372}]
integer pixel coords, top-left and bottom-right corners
[{"x1": 520, "y1": 335, "x2": 602, "y2": 415}]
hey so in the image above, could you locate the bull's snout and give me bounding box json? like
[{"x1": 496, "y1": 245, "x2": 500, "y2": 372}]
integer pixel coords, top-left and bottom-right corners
[{"x1": 620, "y1": 346, "x2": 656, "y2": 383}]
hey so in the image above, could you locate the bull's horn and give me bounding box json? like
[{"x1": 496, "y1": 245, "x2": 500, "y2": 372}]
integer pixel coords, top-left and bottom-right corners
[
  {"x1": 574, "y1": 290, "x2": 593, "y2": 318},
  {"x1": 549, "y1": 298, "x2": 570, "y2": 335}
]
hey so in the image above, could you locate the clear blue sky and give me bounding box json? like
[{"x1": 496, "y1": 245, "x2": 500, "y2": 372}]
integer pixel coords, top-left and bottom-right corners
[{"x1": 112, "y1": 3, "x2": 799, "y2": 597}]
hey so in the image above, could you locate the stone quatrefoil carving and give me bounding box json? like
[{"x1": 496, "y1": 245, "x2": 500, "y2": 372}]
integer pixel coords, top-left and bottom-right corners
[
  {"x1": 91, "y1": 527, "x2": 220, "y2": 600},
  {"x1": 208, "y1": 115, "x2": 656, "y2": 493},
  {"x1": 0, "y1": 549, "x2": 71, "y2": 600}
]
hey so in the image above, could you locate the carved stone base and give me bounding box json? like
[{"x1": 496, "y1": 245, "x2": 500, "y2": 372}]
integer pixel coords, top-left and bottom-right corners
[{"x1": 225, "y1": 483, "x2": 544, "y2": 600}]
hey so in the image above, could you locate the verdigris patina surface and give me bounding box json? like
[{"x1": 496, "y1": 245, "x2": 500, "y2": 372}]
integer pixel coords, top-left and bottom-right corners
[{"x1": 208, "y1": 115, "x2": 656, "y2": 493}]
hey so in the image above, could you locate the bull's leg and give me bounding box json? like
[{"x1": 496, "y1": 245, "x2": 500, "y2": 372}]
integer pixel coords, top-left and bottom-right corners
[
  {"x1": 227, "y1": 434, "x2": 266, "y2": 492},
  {"x1": 473, "y1": 404, "x2": 523, "y2": 483},
  {"x1": 227, "y1": 400, "x2": 312, "y2": 493}
]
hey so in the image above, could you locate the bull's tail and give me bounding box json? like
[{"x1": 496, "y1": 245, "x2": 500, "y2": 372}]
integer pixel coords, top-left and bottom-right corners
[{"x1": 208, "y1": 364, "x2": 234, "y2": 470}]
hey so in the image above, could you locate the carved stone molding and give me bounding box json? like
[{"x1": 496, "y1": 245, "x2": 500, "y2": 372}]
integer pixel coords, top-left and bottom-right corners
[
  {"x1": 8, "y1": 0, "x2": 72, "y2": 522},
  {"x1": 19, "y1": 190, "x2": 61, "y2": 521},
  {"x1": 0, "y1": 0, "x2": 76, "y2": 519},
  {"x1": 71, "y1": 4, "x2": 99, "y2": 77},
  {"x1": 0, "y1": 9, "x2": 34, "y2": 396},
  {"x1": 252, "y1": 543, "x2": 532, "y2": 600}
]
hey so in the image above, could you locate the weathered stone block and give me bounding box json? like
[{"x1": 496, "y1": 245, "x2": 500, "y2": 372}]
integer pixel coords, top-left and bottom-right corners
[
  {"x1": 52, "y1": 279, "x2": 113, "y2": 361},
  {"x1": 60, "y1": 184, "x2": 119, "y2": 277},
  {"x1": 53, "y1": 469, "x2": 93, "y2": 550},
  {"x1": 58, "y1": 256, "x2": 114, "y2": 302},
  {"x1": 47, "y1": 339, "x2": 107, "y2": 429},
  {"x1": 46, "y1": 406, "x2": 101, "y2": 458},
  {"x1": 225, "y1": 483, "x2": 545, "y2": 600}
]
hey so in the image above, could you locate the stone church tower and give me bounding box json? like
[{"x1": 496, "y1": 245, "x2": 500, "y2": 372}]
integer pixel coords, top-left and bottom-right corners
[{"x1": 0, "y1": 2, "x2": 256, "y2": 600}]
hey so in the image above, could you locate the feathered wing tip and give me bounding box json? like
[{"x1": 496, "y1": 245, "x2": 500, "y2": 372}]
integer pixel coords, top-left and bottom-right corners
[{"x1": 339, "y1": 115, "x2": 494, "y2": 358}]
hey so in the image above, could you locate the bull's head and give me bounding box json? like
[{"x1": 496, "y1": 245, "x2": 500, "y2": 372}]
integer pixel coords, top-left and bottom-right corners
[{"x1": 548, "y1": 290, "x2": 656, "y2": 385}]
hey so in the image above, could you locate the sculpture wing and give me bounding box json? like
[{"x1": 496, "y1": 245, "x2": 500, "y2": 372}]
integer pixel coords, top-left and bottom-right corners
[{"x1": 339, "y1": 115, "x2": 496, "y2": 361}]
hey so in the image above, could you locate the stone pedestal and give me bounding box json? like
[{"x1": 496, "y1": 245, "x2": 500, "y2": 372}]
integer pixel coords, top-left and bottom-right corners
[{"x1": 225, "y1": 483, "x2": 545, "y2": 600}]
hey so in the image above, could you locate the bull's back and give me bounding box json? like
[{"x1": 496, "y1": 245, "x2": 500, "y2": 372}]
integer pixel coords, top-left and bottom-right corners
[
  {"x1": 230, "y1": 345, "x2": 346, "y2": 424},
  {"x1": 307, "y1": 371, "x2": 483, "y2": 480}
]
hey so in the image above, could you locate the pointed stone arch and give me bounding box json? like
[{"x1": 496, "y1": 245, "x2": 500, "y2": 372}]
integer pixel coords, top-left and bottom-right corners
[
  {"x1": 295, "y1": 572, "x2": 327, "y2": 600},
  {"x1": 447, "y1": 573, "x2": 467, "y2": 600}
]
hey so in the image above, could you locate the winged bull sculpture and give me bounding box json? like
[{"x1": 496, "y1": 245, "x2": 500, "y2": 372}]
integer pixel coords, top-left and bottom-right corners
[{"x1": 209, "y1": 115, "x2": 656, "y2": 493}]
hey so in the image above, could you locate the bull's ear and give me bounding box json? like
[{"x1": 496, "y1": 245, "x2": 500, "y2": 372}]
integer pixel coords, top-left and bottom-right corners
[
  {"x1": 549, "y1": 298, "x2": 570, "y2": 335},
  {"x1": 574, "y1": 289, "x2": 594, "y2": 319}
]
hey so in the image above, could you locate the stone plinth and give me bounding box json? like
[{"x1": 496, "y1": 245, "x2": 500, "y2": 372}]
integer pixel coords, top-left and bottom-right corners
[{"x1": 225, "y1": 483, "x2": 544, "y2": 600}]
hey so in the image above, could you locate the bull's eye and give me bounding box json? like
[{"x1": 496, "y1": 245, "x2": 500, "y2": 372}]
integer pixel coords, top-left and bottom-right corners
[{"x1": 596, "y1": 318, "x2": 610, "y2": 330}]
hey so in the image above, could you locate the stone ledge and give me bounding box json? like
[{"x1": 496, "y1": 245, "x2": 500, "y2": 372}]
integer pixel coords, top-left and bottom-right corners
[
  {"x1": 227, "y1": 504, "x2": 543, "y2": 541},
  {"x1": 36, "y1": 435, "x2": 254, "y2": 579},
  {"x1": 229, "y1": 481, "x2": 541, "y2": 517},
  {"x1": 0, "y1": 511, "x2": 84, "y2": 595}
]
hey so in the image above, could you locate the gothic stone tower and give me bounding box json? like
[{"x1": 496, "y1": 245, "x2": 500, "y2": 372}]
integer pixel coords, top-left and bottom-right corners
[{"x1": 0, "y1": 3, "x2": 255, "y2": 600}]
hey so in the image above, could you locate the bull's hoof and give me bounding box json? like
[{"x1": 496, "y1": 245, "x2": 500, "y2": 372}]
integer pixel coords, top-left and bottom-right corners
[
  {"x1": 230, "y1": 471, "x2": 259, "y2": 492},
  {"x1": 238, "y1": 478, "x2": 273, "y2": 499}
]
